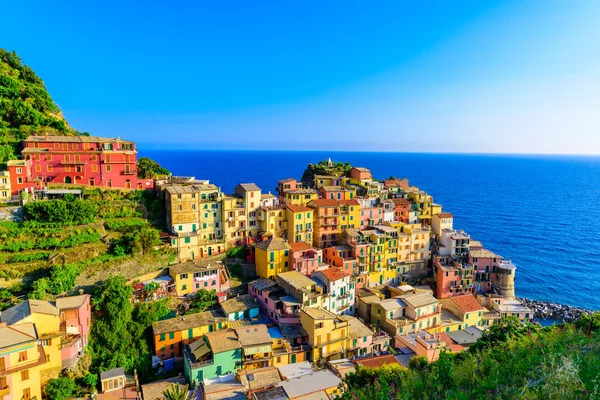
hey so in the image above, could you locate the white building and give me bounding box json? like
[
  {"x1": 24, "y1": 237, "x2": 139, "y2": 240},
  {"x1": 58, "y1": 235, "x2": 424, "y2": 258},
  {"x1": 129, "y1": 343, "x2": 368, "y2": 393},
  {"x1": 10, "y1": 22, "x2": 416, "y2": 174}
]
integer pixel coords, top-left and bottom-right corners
[{"x1": 311, "y1": 268, "x2": 355, "y2": 316}]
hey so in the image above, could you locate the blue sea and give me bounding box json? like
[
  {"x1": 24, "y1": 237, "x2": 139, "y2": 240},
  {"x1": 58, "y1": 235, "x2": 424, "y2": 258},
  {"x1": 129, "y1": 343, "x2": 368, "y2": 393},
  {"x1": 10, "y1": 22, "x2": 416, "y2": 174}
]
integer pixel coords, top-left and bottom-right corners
[{"x1": 140, "y1": 150, "x2": 600, "y2": 311}]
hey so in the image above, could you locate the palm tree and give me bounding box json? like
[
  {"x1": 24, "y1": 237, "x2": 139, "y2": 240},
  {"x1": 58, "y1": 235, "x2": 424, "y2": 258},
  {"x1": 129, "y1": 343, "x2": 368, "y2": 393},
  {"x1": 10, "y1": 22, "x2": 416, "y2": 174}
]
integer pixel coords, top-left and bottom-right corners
[{"x1": 162, "y1": 383, "x2": 189, "y2": 400}]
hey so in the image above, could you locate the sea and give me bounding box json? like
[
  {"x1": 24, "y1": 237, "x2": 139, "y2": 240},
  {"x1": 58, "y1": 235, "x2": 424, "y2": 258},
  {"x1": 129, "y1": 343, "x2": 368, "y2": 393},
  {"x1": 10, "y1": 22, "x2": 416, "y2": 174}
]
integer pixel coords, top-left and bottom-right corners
[{"x1": 140, "y1": 149, "x2": 600, "y2": 311}]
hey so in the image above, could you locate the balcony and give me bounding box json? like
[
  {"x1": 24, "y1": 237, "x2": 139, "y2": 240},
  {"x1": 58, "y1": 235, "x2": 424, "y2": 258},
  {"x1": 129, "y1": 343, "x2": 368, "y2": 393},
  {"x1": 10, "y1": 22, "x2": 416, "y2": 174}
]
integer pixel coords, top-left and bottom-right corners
[
  {"x1": 122, "y1": 170, "x2": 136, "y2": 175},
  {"x1": 60, "y1": 160, "x2": 87, "y2": 165}
]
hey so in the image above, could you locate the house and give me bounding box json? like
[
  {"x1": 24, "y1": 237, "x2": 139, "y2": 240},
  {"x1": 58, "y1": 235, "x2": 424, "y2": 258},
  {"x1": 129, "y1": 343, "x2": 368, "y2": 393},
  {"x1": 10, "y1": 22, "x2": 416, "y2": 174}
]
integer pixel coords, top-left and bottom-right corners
[
  {"x1": 276, "y1": 361, "x2": 314, "y2": 380},
  {"x1": 440, "y1": 294, "x2": 486, "y2": 330},
  {"x1": 100, "y1": 367, "x2": 126, "y2": 393},
  {"x1": 255, "y1": 238, "x2": 291, "y2": 280},
  {"x1": 299, "y1": 308, "x2": 350, "y2": 365},
  {"x1": 220, "y1": 294, "x2": 260, "y2": 321},
  {"x1": 339, "y1": 315, "x2": 377, "y2": 358},
  {"x1": 0, "y1": 170, "x2": 10, "y2": 201},
  {"x1": 285, "y1": 205, "x2": 314, "y2": 244},
  {"x1": 168, "y1": 261, "x2": 230, "y2": 297},
  {"x1": 238, "y1": 366, "x2": 281, "y2": 393},
  {"x1": 13, "y1": 135, "x2": 152, "y2": 194},
  {"x1": 275, "y1": 271, "x2": 329, "y2": 311},
  {"x1": 152, "y1": 310, "x2": 228, "y2": 359},
  {"x1": 56, "y1": 294, "x2": 92, "y2": 369},
  {"x1": 141, "y1": 377, "x2": 192, "y2": 400},
  {"x1": 183, "y1": 329, "x2": 242, "y2": 388},
  {"x1": 307, "y1": 199, "x2": 341, "y2": 248},
  {"x1": 248, "y1": 279, "x2": 300, "y2": 324},
  {"x1": 0, "y1": 322, "x2": 46, "y2": 400},
  {"x1": 353, "y1": 354, "x2": 401, "y2": 368},
  {"x1": 269, "y1": 326, "x2": 310, "y2": 367},
  {"x1": 434, "y1": 256, "x2": 475, "y2": 299},
  {"x1": 288, "y1": 242, "x2": 325, "y2": 276},
  {"x1": 311, "y1": 268, "x2": 355, "y2": 315},
  {"x1": 276, "y1": 369, "x2": 342, "y2": 400},
  {"x1": 234, "y1": 325, "x2": 273, "y2": 370},
  {"x1": 280, "y1": 188, "x2": 319, "y2": 207},
  {"x1": 257, "y1": 205, "x2": 286, "y2": 239}
]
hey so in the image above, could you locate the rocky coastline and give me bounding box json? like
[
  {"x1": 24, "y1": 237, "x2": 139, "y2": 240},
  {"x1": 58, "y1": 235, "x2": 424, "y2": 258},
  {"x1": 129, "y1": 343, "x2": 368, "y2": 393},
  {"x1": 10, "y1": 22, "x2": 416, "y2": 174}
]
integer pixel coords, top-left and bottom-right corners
[{"x1": 518, "y1": 298, "x2": 594, "y2": 322}]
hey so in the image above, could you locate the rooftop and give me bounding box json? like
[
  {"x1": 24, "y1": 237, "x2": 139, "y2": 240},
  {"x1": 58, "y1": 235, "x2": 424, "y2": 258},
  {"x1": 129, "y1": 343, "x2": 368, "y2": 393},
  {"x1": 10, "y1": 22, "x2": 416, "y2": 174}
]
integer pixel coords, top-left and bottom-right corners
[
  {"x1": 354, "y1": 354, "x2": 401, "y2": 368},
  {"x1": 449, "y1": 295, "x2": 485, "y2": 314},
  {"x1": 285, "y1": 204, "x2": 312, "y2": 213},
  {"x1": 25, "y1": 135, "x2": 134, "y2": 144},
  {"x1": 255, "y1": 238, "x2": 292, "y2": 252},
  {"x1": 100, "y1": 367, "x2": 125, "y2": 381},
  {"x1": 302, "y1": 307, "x2": 340, "y2": 321},
  {"x1": 276, "y1": 271, "x2": 316, "y2": 289},
  {"x1": 436, "y1": 212, "x2": 454, "y2": 219},
  {"x1": 220, "y1": 294, "x2": 258, "y2": 315},
  {"x1": 253, "y1": 387, "x2": 287, "y2": 400},
  {"x1": 308, "y1": 199, "x2": 339, "y2": 207},
  {"x1": 276, "y1": 361, "x2": 314, "y2": 380},
  {"x1": 205, "y1": 329, "x2": 242, "y2": 354},
  {"x1": 397, "y1": 292, "x2": 439, "y2": 309},
  {"x1": 276, "y1": 370, "x2": 341, "y2": 399},
  {"x1": 279, "y1": 323, "x2": 308, "y2": 340},
  {"x1": 236, "y1": 183, "x2": 261, "y2": 192},
  {"x1": 56, "y1": 294, "x2": 89, "y2": 310},
  {"x1": 289, "y1": 242, "x2": 312, "y2": 253},
  {"x1": 169, "y1": 260, "x2": 223, "y2": 276},
  {"x1": 317, "y1": 267, "x2": 350, "y2": 282},
  {"x1": 339, "y1": 316, "x2": 373, "y2": 340},
  {"x1": 0, "y1": 323, "x2": 38, "y2": 350},
  {"x1": 238, "y1": 366, "x2": 281, "y2": 391},
  {"x1": 470, "y1": 249, "x2": 501, "y2": 259},
  {"x1": 1, "y1": 299, "x2": 59, "y2": 325},
  {"x1": 249, "y1": 278, "x2": 278, "y2": 291},
  {"x1": 141, "y1": 377, "x2": 189, "y2": 400},
  {"x1": 234, "y1": 324, "x2": 272, "y2": 347},
  {"x1": 446, "y1": 326, "x2": 483, "y2": 346},
  {"x1": 152, "y1": 309, "x2": 227, "y2": 335}
]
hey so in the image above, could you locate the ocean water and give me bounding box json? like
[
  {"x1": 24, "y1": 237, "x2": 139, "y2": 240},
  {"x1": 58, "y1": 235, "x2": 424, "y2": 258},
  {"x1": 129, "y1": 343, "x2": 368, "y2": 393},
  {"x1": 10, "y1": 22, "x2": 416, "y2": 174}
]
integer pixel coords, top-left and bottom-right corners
[{"x1": 140, "y1": 150, "x2": 600, "y2": 310}]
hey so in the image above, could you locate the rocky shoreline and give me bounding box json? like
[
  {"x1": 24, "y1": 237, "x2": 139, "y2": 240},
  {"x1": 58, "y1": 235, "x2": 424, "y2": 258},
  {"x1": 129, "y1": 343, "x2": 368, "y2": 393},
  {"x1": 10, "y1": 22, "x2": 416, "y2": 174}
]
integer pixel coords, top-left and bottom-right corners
[{"x1": 518, "y1": 298, "x2": 595, "y2": 322}]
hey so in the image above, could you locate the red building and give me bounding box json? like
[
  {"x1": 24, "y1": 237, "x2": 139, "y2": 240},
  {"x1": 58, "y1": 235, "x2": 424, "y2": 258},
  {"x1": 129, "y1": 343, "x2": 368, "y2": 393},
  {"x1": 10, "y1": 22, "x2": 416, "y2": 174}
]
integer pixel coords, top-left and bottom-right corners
[{"x1": 8, "y1": 135, "x2": 153, "y2": 195}]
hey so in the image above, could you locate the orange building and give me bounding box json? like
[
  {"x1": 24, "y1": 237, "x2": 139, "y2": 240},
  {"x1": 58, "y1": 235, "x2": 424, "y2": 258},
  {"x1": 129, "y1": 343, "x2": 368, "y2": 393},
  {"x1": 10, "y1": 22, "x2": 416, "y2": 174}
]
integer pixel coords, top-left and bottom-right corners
[{"x1": 307, "y1": 199, "x2": 340, "y2": 248}]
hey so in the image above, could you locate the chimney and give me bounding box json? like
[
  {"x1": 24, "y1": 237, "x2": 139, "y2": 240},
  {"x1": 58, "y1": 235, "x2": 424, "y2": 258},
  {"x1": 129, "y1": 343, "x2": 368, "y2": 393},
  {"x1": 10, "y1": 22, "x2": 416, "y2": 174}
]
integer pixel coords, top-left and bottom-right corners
[{"x1": 79, "y1": 289, "x2": 84, "y2": 295}]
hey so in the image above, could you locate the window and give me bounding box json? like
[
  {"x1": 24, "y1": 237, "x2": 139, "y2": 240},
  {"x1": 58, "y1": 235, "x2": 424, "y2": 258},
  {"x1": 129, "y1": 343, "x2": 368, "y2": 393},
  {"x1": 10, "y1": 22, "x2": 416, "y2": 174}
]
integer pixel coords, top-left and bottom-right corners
[
  {"x1": 185, "y1": 237, "x2": 191, "y2": 244},
  {"x1": 106, "y1": 165, "x2": 111, "y2": 172},
  {"x1": 21, "y1": 370, "x2": 29, "y2": 381},
  {"x1": 169, "y1": 332, "x2": 175, "y2": 339},
  {"x1": 182, "y1": 284, "x2": 187, "y2": 291},
  {"x1": 16, "y1": 168, "x2": 22, "y2": 174},
  {"x1": 316, "y1": 322, "x2": 323, "y2": 329},
  {"x1": 17, "y1": 177, "x2": 23, "y2": 184},
  {"x1": 160, "y1": 334, "x2": 165, "y2": 341},
  {"x1": 92, "y1": 165, "x2": 98, "y2": 172},
  {"x1": 18, "y1": 351, "x2": 27, "y2": 362}
]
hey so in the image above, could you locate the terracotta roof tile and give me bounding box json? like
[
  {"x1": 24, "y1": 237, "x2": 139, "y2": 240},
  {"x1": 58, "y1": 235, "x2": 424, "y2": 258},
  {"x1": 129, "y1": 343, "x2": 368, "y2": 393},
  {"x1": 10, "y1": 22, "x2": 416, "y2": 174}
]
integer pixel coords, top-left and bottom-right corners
[
  {"x1": 309, "y1": 199, "x2": 339, "y2": 207},
  {"x1": 450, "y1": 295, "x2": 485, "y2": 313},
  {"x1": 319, "y1": 267, "x2": 350, "y2": 281},
  {"x1": 286, "y1": 204, "x2": 312, "y2": 212},
  {"x1": 338, "y1": 199, "x2": 360, "y2": 206},
  {"x1": 435, "y1": 332, "x2": 464, "y2": 352},
  {"x1": 436, "y1": 212, "x2": 453, "y2": 219},
  {"x1": 289, "y1": 242, "x2": 312, "y2": 252},
  {"x1": 353, "y1": 355, "x2": 400, "y2": 368}
]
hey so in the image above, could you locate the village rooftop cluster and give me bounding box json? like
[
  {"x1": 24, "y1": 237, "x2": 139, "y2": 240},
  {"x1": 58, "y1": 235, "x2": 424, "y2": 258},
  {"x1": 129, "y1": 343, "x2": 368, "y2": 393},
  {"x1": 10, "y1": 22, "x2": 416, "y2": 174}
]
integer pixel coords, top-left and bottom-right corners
[{"x1": 0, "y1": 136, "x2": 533, "y2": 400}]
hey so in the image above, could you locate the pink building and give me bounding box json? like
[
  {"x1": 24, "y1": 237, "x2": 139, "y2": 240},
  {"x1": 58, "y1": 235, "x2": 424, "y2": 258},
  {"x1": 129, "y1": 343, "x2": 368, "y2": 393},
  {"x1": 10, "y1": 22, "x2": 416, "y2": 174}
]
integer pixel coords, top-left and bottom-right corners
[
  {"x1": 392, "y1": 198, "x2": 411, "y2": 223},
  {"x1": 350, "y1": 167, "x2": 372, "y2": 181},
  {"x1": 56, "y1": 294, "x2": 92, "y2": 369},
  {"x1": 289, "y1": 242, "x2": 326, "y2": 276},
  {"x1": 359, "y1": 206, "x2": 384, "y2": 228},
  {"x1": 248, "y1": 278, "x2": 301, "y2": 324},
  {"x1": 383, "y1": 178, "x2": 409, "y2": 191},
  {"x1": 469, "y1": 248, "x2": 502, "y2": 293},
  {"x1": 434, "y1": 256, "x2": 475, "y2": 299}
]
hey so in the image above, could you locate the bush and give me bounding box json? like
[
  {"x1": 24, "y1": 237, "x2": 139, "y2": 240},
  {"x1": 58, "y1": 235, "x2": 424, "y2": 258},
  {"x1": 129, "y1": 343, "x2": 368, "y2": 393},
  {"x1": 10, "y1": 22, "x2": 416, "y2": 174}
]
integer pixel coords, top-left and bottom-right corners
[
  {"x1": 226, "y1": 246, "x2": 247, "y2": 259},
  {"x1": 46, "y1": 377, "x2": 76, "y2": 400},
  {"x1": 23, "y1": 199, "x2": 98, "y2": 224}
]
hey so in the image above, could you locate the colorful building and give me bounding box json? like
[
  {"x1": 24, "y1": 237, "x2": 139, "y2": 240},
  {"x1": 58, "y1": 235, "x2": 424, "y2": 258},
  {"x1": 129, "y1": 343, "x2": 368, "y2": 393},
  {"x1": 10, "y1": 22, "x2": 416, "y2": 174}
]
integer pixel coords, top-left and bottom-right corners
[
  {"x1": 183, "y1": 329, "x2": 242, "y2": 388},
  {"x1": 439, "y1": 295, "x2": 486, "y2": 330},
  {"x1": 152, "y1": 310, "x2": 228, "y2": 359},
  {"x1": 434, "y1": 256, "x2": 475, "y2": 299},
  {"x1": 257, "y1": 205, "x2": 286, "y2": 239},
  {"x1": 276, "y1": 271, "x2": 330, "y2": 310},
  {"x1": 289, "y1": 242, "x2": 325, "y2": 276},
  {"x1": 0, "y1": 170, "x2": 11, "y2": 202},
  {"x1": 311, "y1": 268, "x2": 355, "y2": 315},
  {"x1": 220, "y1": 294, "x2": 260, "y2": 321},
  {"x1": 255, "y1": 238, "x2": 291, "y2": 280},
  {"x1": 285, "y1": 204, "x2": 314, "y2": 244},
  {"x1": 234, "y1": 325, "x2": 273, "y2": 370},
  {"x1": 13, "y1": 135, "x2": 152, "y2": 193},
  {"x1": 0, "y1": 322, "x2": 46, "y2": 400},
  {"x1": 307, "y1": 199, "x2": 340, "y2": 248},
  {"x1": 168, "y1": 261, "x2": 230, "y2": 297},
  {"x1": 299, "y1": 308, "x2": 350, "y2": 365}
]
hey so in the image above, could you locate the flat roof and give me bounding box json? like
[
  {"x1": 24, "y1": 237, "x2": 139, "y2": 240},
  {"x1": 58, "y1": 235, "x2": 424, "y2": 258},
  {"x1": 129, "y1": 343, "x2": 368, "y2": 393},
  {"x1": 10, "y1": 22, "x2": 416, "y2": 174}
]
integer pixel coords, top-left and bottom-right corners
[
  {"x1": 220, "y1": 294, "x2": 258, "y2": 315},
  {"x1": 152, "y1": 309, "x2": 227, "y2": 335},
  {"x1": 277, "y1": 370, "x2": 341, "y2": 399},
  {"x1": 204, "y1": 329, "x2": 242, "y2": 354}
]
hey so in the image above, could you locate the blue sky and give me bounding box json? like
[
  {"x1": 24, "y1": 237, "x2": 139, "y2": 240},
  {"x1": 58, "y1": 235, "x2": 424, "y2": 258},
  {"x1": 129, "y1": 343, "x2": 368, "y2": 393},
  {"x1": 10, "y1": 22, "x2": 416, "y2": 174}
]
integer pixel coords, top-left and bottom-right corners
[{"x1": 3, "y1": 1, "x2": 599, "y2": 153}]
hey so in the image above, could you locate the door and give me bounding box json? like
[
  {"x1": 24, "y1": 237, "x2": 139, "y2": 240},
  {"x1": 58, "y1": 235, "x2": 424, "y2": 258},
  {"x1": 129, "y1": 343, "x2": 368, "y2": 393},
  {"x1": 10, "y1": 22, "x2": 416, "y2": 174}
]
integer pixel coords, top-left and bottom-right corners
[
  {"x1": 291, "y1": 354, "x2": 296, "y2": 363},
  {"x1": 23, "y1": 388, "x2": 31, "y2": 400},
  {"x1": 64, "y1": 176, "x2": 72, "y2": 184},
  {"x1": 208, "y1": 247, "x2": 212, "y2": 256}
]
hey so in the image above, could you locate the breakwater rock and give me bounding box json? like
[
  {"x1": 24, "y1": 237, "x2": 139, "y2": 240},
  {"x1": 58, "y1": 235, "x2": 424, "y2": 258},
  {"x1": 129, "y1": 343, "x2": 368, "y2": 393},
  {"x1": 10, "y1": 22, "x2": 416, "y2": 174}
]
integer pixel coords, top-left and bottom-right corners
[{"x1": 518, "y1": 298, "x2": 594, "y2": 322}]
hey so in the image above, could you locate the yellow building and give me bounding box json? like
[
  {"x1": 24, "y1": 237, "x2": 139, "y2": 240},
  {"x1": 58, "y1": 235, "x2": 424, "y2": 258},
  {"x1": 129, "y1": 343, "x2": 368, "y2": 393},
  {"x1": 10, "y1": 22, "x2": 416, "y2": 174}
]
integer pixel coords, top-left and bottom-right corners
[
  {"x1": 282, "y1": 189, "x2": 319, "y2": 206},
  {"x1": 434, "y1": 294, "x2": 486, "y2": 333},
  {"x1": 338, "y1": 200, "x2": 360, "y2": 232},
  {"x1": 0, "y1": 322, "x2": 46, "y2": 400},
  {"x1": 257, "y1": 205, "x2": 287, "y2": 239},
  {"x1": 285, "y1": 204, "x2": 313, "y2": 244},
  {"x1": 255, "y1": 238, "x2": 291, "y2": 279},
  {"x1": 165, "y1": 183, "x2": 225, "y2": 261},
  {"x1": 276, "y1": 271, "x2": 330, "y2": 310},
  {"x1": 300, "y1": 308, "x2": 349, "y2": 365},
  {"x1": 0, "y1": 170, "x2": 11, "y2": 202},
  {"x1": 407, "y1": 189, "x2": 434, "y2": 225},
  {"x1": 221, "y1": 183, "x2": 262, "y2": 246},
  {"x1": 0, "y1": 300, "x2": 63, "y2": 385},
  {"x1": 313, "y1": 175, "x2": 341, "y2": 189}
]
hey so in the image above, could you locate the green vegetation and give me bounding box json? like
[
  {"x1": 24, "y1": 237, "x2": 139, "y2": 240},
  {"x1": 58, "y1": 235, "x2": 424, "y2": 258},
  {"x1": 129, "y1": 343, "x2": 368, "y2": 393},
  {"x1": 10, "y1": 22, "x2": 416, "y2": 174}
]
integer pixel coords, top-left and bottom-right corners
[
  {"x1": 226, "y1": 245, "x2": 247, "y2": 259},
  {"x1": 89, "y1": 275, "x2": 171, "y2": 382},
  {"x1": 162, "y1": 383, "x2": 189, "y2": 400},
  {"x1": 45, "y1": 377, "x2": 76, "y2": 400},
  {"x1": 137, "y1": 157, "x2": 171, "y2": 178},
  {"x1": 185, "y1": 289, "x2": 218, "y2": 314},
  {"x1": 23, "y1": 198, "x2": 98, "y2": 224},
  {"x1": 0, "y1": 49, "x2": 77, "y2": 167},
  {"x1": 340, "y1": 315, "x2": 600, "y2": 399},
  {"x1": 301, "y1": 159, "x2": 353, "y2": 183}
]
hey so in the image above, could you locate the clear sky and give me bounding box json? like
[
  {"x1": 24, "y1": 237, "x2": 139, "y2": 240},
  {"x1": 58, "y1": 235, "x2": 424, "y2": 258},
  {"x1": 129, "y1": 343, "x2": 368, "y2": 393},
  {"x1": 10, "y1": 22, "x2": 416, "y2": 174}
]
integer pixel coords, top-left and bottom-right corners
[{"x1": 2, "y1": 1, "x2": 600, "y2": 154}]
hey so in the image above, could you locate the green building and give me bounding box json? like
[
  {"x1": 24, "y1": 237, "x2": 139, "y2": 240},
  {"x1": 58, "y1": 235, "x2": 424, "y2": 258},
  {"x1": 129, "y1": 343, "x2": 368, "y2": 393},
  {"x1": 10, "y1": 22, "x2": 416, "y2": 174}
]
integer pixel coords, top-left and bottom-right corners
[{"x1": 183, "y1": 329, "x2": 242, "y2": 388}]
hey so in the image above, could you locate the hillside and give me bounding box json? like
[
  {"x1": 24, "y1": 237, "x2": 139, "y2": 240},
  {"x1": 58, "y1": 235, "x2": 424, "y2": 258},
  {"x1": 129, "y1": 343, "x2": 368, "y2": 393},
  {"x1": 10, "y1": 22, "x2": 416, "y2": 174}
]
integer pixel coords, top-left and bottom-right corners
[
  {"x1": 300, "y1": 159, "x2": 353, "y2": 184},
  {"x1": 340, "y1": 315, "x2": 600, "y2": 400},
  {"x1": 0, "y1": 49, "x2": 82, "y2": 167}
]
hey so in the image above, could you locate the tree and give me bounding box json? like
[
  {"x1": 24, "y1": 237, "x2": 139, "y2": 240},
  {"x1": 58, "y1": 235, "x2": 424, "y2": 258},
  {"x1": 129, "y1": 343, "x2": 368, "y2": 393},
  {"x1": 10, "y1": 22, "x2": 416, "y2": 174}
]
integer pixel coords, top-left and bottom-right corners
[
  {"x1": 136, "y1": 226, "x2": 160, "y2": 255},
  {"x1": 45, "y1": 377, "x2": 76, "y2": 400},
  {"x1": 186, "y1": 289, "x2": 218, "y2": 314},
  {"x1": 83, "y1": 373, "x2": 98, "y2": 389},
  {"x1": 137, "y1": 157, "x2": 171, "y2": 178},
  {"x1": 408, "y1": 355, "x2": 429, "y2": 373},
  {"x1": 575, "y1": 312, "x2": 600, "y2": 334},
  {"x1": 163, "y1": 384, "x2": 189, "y2": 400},
  {"x1": 469, "y1": 315, "x2": 537, "y2": 353},
  {"x1": 29, "y1": 277, "x2": 51, "y2": 300}
]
